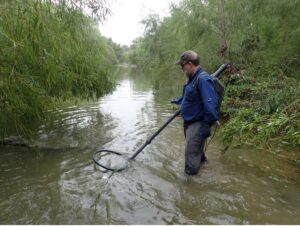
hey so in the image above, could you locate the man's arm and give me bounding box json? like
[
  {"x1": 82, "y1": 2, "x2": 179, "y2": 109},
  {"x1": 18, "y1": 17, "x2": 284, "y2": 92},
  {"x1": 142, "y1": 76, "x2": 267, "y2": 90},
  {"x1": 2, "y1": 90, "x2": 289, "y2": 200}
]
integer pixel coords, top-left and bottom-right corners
[{"x1": 171, "y1": 85, "x2": 187, "y2": 105}]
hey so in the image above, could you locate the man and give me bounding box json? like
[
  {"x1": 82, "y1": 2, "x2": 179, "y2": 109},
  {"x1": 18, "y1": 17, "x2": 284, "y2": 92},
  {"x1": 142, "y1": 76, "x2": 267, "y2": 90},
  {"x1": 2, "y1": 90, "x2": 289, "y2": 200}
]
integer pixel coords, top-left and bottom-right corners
[{"x1": 172, "y1": 50, "x2": 218, "y2": 175}]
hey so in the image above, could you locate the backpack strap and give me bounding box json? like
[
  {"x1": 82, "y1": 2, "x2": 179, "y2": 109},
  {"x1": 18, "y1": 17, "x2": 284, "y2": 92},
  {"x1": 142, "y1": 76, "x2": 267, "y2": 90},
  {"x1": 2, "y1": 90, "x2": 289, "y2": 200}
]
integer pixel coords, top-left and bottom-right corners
[{"x1": 192, "y1": 71, "x2": 207, "y2": 100}]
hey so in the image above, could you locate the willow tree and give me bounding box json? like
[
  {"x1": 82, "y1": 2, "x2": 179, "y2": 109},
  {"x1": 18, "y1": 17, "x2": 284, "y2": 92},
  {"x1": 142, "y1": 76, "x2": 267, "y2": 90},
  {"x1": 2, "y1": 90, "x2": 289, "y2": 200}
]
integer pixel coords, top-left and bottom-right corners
[
  {"x1": 127, "y1": 0, "x2": 300, "y2": 150},
  {"x1": 0, "y1": 0, "x2": 118, "y2": 140}
]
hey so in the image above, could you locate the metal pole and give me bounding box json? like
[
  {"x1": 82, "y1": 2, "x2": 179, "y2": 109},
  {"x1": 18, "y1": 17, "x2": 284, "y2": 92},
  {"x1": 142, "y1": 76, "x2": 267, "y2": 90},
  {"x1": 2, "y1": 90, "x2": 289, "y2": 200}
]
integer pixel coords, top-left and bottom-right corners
[
  {"x1": 130, "y1": 109, "x2": 181, "y2": 160},
  {"x1": 211, "y1": 63, "x2": 230, "y2": 78}
]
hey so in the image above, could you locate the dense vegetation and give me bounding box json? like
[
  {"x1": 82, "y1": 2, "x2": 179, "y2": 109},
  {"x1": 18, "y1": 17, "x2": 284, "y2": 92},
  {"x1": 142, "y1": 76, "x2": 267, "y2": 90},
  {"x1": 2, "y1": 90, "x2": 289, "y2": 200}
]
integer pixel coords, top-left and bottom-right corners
[
  {"x1": 127, "y1": 0, "x2": 300, "y2": 152},
  {"x1": 0, "y1": 0, "x2": 119, "y2": 139}
]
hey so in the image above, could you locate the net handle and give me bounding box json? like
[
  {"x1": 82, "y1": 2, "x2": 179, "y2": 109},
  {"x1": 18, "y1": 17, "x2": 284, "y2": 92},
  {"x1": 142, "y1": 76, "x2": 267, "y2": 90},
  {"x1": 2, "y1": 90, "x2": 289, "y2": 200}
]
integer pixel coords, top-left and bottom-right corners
[{"x1": 130, "y1": 109, "x2": 180, "y2": 160}]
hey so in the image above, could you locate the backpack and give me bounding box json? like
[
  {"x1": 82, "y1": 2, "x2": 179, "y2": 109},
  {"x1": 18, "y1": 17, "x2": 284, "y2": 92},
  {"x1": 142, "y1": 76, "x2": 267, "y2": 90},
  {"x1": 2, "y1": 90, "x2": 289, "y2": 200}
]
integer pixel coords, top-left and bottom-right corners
[{"x1": 193, "y1": 71, "x2": 225, "y2": 112}]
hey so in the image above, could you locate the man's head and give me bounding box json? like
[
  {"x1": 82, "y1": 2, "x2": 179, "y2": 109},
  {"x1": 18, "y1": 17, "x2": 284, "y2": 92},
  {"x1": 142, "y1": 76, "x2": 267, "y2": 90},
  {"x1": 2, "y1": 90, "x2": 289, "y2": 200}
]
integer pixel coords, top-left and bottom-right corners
[{"x1": 175, "y1": 50, "x2": 200, "y2": 77}]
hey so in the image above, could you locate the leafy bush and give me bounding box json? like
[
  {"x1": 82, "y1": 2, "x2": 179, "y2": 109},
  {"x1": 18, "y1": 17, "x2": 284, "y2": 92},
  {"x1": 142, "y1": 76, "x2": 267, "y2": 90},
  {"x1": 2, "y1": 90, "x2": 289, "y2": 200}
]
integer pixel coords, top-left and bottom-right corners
[{"x1": 0, "y1": 0, "x2": 117, "y2": 139}]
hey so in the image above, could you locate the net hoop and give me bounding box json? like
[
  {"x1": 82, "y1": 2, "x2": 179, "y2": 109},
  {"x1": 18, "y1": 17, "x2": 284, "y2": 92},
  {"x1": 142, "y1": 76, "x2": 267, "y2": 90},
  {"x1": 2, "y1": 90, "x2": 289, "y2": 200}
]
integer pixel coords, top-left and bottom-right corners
[{"x1": 92, "y1": 149, "x2": 129, "y2": 172}]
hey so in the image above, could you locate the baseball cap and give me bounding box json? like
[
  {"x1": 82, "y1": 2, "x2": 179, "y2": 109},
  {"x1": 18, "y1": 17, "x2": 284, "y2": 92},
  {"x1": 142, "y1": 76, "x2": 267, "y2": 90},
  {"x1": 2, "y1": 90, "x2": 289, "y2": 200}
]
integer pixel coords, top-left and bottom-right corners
[{"x1": 175, "y1": 50, "x2": 200, "y2": 65}]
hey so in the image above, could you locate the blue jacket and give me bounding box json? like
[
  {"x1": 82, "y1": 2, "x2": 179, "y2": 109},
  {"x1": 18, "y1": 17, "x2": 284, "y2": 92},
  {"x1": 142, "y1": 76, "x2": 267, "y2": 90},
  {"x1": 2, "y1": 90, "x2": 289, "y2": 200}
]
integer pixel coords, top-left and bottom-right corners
[{"x1": 174, "y1": 68, "x2": 218, "y2": 124}]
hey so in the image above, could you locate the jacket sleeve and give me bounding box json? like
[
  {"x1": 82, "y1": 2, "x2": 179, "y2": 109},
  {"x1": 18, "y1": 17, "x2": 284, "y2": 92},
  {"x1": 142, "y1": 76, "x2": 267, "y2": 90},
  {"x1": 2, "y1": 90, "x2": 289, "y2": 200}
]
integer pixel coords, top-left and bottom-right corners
[
  {"x1": 198, "y1": 77, "x2": 218, "y2": 124},
  {"x1": 173, "y1": 84, "x2": 186, "y2": 105}
]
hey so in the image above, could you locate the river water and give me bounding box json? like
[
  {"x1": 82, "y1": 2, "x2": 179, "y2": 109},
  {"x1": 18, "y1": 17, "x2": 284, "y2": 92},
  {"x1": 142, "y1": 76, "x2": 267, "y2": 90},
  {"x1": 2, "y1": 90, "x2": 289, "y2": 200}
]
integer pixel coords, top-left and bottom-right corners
[{"x1": 0, "y1": 72, "x2": 300, "y2": 224}]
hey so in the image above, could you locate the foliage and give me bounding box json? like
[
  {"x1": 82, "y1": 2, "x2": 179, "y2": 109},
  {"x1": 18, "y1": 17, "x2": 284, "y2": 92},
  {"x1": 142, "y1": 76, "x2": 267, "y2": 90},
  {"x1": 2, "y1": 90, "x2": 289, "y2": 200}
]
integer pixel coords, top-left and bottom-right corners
[
  {"x1": 221, "y1": 65, "x2": 300, "y2": 150},
  {"x1": 0, "y1": 0, "x2": 117, "y2": 139},
  {"x1": 127, "y1": 0, "x2": 300, "y2": 151}
]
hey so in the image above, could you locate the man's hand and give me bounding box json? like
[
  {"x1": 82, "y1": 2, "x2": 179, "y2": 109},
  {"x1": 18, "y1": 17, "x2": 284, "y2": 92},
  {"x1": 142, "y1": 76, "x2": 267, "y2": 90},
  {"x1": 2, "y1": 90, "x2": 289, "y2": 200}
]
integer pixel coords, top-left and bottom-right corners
[
  {"x1": 170, "y1": 96, "x2": 183, "y2": 105},
  {"x1": 199, "y1": 122, "x2": 211, "y2": 139}
]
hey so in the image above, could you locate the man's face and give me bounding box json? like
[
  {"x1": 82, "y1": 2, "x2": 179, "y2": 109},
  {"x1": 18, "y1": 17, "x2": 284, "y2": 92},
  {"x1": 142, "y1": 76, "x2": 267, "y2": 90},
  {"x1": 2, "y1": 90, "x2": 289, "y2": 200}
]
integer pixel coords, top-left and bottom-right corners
[{"x1": 181, "y1": 62, "x2": 194, "y2": 78}]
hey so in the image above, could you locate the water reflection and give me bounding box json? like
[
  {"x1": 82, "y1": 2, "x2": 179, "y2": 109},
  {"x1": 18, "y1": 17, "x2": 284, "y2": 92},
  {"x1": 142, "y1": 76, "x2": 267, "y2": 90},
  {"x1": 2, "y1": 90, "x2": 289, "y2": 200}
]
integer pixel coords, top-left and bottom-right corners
[
  {"x1": 0, "y1": 73, "x2": 300, "y2": 224},
  {"x1": 99, "y1": 79, "x2": 155, "y2": 153}
]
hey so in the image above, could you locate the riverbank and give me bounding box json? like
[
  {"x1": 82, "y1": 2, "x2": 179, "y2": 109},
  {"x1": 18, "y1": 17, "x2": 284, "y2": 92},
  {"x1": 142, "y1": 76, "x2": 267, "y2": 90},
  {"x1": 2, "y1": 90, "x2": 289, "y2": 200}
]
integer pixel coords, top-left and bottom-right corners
[{"x1": 220, "y1": 66, "x2": 299, "y2": 153}]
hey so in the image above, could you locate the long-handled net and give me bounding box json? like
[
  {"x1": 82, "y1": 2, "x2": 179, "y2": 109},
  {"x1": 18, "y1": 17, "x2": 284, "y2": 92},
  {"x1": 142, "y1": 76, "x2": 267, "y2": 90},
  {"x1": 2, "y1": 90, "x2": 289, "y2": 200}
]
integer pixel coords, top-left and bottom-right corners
[
  {"x1": 92, "y1": 149, "x2": 129, "y2": 172},
  {"x1": 92, "y1": 109, "x2": 181, "y2": 172},
  {"x1": 92, "y1": 63, "x2": 230, "y2": 172}
]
